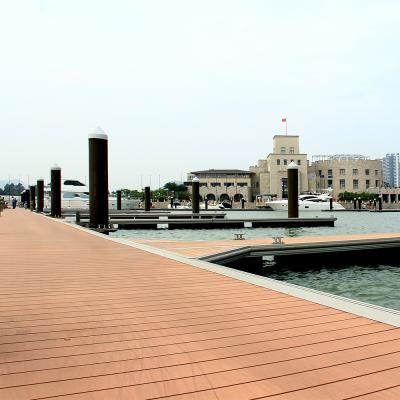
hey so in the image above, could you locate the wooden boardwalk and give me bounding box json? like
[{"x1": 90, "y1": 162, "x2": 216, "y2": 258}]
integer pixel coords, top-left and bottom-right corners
[{"x1": 0, "y1": 209, "x2": 400, "y2": 399}]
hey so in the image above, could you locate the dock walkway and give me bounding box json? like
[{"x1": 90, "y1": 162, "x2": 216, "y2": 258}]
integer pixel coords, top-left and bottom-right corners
[
  {"x1": 132, "y1": 233, "x2": 400, "y2": 258},
  {"x1": 1, "y1": 209, "x2": 400, "y2": 399}
]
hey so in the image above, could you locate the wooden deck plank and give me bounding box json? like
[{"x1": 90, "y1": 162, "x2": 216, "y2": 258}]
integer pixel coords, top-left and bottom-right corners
[
  {"x1": 0, "y1": 209, "x2": 399, "y2": 399},
  {"x1": 2, "y1": 337, "x2": 400, "y2": 391}
]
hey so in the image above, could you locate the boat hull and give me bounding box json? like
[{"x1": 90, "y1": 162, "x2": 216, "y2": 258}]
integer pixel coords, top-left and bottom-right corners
[{"x1": 266, "y1": 201, "x2": 345, "y2": 211}]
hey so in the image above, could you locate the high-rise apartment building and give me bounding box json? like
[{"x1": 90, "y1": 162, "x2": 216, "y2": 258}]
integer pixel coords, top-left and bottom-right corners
[{"x1": 382, "y1": 153, "x2": 400, "y2": 188}]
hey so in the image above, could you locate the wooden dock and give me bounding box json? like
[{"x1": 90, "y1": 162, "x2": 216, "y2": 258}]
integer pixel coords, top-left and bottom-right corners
[{"x1": 1, "y1": 209, "x2": 400, "y2": 399}]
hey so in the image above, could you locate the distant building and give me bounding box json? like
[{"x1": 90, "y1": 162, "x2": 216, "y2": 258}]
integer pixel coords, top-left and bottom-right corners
[
  {"x1": 308, "y1": 154, "x2": 383, "y2": 196},
  {"x1": 249, "y1": 135, "x2": 309, "y2": 199},
  {"x1": 186, "y1": 169, "x2": 253, "y2": 202},
  {"x1": 382, "y1": 153, "x2": 400, "y2": 188}
]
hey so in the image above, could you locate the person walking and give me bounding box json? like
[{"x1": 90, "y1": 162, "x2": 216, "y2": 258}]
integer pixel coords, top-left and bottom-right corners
[{"x1": 12, "y1": 197, "x2": 17, "y2": 209}]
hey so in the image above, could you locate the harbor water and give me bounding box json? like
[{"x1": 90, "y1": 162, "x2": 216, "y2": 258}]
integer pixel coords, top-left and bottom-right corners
[{"x1": 111, "y1": 210, "x2": 400, "y2": 241}]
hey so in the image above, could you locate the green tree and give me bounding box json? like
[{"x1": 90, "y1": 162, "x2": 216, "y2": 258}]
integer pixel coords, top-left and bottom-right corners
[
  {"x1": 152, "y1": 188, "x2": 170, "y2": 201},
  {"x1": 338, "y1": 191, "x2": 377, "y2": 202},
  {"x1": 1, "y1": 183, "x2": 25, "y2": 196},
  {"x1": 128, "y1": 190, "x2": 143, "y2": 199},
  {"x1": 163, "y1": 182, "x2": 188, "y2": 200}
]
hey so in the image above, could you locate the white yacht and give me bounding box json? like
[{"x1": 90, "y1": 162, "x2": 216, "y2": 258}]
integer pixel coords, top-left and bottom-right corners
[
  {"x1": 44, "y1": 180, "x2": 140, "y2": 210},
  {"x1": 266, "y1": 193, "x2": 345, "y2": 211},
  {"x1": 167, "y1": 200, "x2": 228, "y2": 210}
]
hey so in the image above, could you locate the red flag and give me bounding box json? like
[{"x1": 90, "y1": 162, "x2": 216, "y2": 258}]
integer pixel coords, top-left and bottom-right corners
[{"x1": 282, "y1": 118, "x2": 287, "y2": 123}]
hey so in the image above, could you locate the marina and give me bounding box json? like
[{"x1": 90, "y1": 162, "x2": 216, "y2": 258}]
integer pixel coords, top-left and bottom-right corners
[
  {"x1": 1, "y1": 208, "x2": 400, "y2": 399},
  {"x1": 2, "y1": 3, "x2": 400, "y2": 399}
]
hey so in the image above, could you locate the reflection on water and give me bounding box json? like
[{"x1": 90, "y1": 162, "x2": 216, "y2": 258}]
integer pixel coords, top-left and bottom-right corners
[{"x1": 263, "y1": 262, "x2": 400, "y2": 311}]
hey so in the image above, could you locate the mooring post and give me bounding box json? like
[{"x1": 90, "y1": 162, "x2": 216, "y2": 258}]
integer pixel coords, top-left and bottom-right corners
[
  {"x1": 329, "y1": 198, "x2": 333, "y2": 210},
  {"x1": 358, "y1": 197, "x2": 362, "y2": 210},
  {"x1": 26, "y1": 189, "x2": 30, "y2": 209},
  {"x1": 287, "y1": 161, "x2": 299, "y2": 218},
  {"x1": 353, "y1": 198, "x2": 357, "y2": 209},
  {"x1": 36, "y1": 179, "x2": 44, "y2": 213},
  {"x1": 20, "y1": 191, "x2": 25, "y2": 207},
  {"x1": 241, "y1": 198, "x2": 245, "y2": 209},
  {"x1": 205, "y1": 198, "x2": 208, "y2": 210},
  {"x1": 89, "y1": 128, "x2": 109, "y2": 229},
  {"x1": 29, "y1": 185, "x2": 36, "y2": 211},
  {"x1": 144, "y1": 186, "x2": 151, "y2": 212},
  {"x1": 116, "y1": 190, "x2": 122, "y2": 210},
  {"x1": 379, "y1": 196, "x2": 383, "y2": 211},
  {"x1": 51, "y1": 165, "x2": 62, "y2": 217},
  {"x1": 192, "y1": 177, "x2": 200, "y2": 214}
]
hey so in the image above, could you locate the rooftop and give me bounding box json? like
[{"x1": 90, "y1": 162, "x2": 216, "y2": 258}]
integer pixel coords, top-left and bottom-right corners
[
  {"x1": 312, "y1": 154, "x2": 371, "y2": 162},
  {"x1": 191, "y1": 169, "x2": 253, "y2": 175}
]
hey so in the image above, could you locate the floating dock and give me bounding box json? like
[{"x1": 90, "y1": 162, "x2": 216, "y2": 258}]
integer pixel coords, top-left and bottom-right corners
[
  {"x1": 77, "y1": 216, "x2": 337, "y2": 230},
  {"x1": 1, "y1": 209, "x2": 399, "y2": 399},
  {"x1": 133, "y1": 233, "x2": 400, "y2": 265}
]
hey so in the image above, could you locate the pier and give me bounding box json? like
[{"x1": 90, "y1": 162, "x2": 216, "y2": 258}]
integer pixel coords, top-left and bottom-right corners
[
  {"x1": 1, "y1": 209, "x2": 400, "y2": 399},
  {"x1": 73, "y1": 212, "x2": 336, "y2": 230}
]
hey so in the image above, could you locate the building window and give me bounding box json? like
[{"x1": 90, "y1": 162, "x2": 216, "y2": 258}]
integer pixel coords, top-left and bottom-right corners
[
  {"x1": 277, "y1": 159, "x2": 280, "y2": 165},
  {"x1": 280, "y1": 147, "x2": 286, "y2": 154},
  {"x1": 211, "y1": 182, "x2": 221, "y2": 187},
  {"x1": 284, "y1": 159, "x2": 287, "y2": 165},
  {"x1": 340, "y1": 179, "x2": 346, "y2": 189},
  {"x1": 353, "y1": 169, "x2": 358, "y2": 175},
  {"x1": 353, "y1": 179, "x2": 359, "y2": 189},
  {"x1": 340, "y1": 169, "x2": 345, "y2": 175},
  {"x1": 224, "y1": 182, "x2": 233, "y2": 187},
  {"x1": 237, "y1": 183, "x2": 247, "y2": 187},
  {"x1": 365, "y1": 169, "x2": 370, "y2": 176},
  {"x1": 375, "y1": 170, "x2": 379, "y2": 175},
  {"x1": 289, "y1": 147, "x2": 295, "y2": 154},
  {"x1": 318, "y1": 170, "x2": 322, "y2": 177},
  {"x1": 297, "y1": 160, "x2": 301, "y2": 165},
  {"x1": 366, "y1": 179, "x2": 370, "y2": 189},
  {"x1": 327, "y1": 169, "x2": 333, "y2": 178},
  {"x1": 328, "y1": 180, "x2": 333, "y2": 187},
  {"x1": 375, "y1": 180, "x2": 379, "y2": 187}
]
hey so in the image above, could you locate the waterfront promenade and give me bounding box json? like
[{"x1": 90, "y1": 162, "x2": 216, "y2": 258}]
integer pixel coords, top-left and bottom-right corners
[{"x1": 1, "y1": 209, "x2": 400, "y2": 399}]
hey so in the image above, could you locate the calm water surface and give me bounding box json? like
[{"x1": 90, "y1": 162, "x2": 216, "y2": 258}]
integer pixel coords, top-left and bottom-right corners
[
  {"x1": 111, "y1": 210, "x2": 400, "y2": 241},
  {"x1": 262, "y1": 263, "x2": 400, "y2": 311}
]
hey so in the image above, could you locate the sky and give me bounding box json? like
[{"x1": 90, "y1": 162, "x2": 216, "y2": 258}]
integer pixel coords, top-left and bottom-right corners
[{"x1": 1, "y1": 0, "x2": 399, "y2": 190}]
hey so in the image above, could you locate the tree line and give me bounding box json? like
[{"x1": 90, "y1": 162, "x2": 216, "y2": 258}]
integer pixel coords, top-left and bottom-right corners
[
  {"x1": 0, "y1": 183, "x2": 25, "y2": 196},
  {"x1": 112, "y1": 182, "x2": 189, "y2": 201},
  {"x1": 338, "y1": 191, "x2": 379, "y2": 201}
]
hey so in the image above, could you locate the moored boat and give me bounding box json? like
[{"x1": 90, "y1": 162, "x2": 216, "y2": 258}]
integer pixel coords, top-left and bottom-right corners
[{"x1": 266, "y1": 193, "x2": 345, "y2": 211}]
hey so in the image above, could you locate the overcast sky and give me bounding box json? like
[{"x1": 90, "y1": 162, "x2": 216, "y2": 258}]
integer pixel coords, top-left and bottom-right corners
[{"x1": 1, "y1": 0, "x2": 399, "y2": 189}]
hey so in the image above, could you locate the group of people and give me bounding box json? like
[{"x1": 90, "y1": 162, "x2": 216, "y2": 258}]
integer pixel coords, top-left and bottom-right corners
[{"x1": 0, "y1": 196, "x2": 18, "y2": 210}]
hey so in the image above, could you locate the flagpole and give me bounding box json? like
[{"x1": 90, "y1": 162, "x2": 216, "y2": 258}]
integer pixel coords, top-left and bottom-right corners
[{"x1": 282, "y1": 117, "x2": 288, "y2": 135}]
